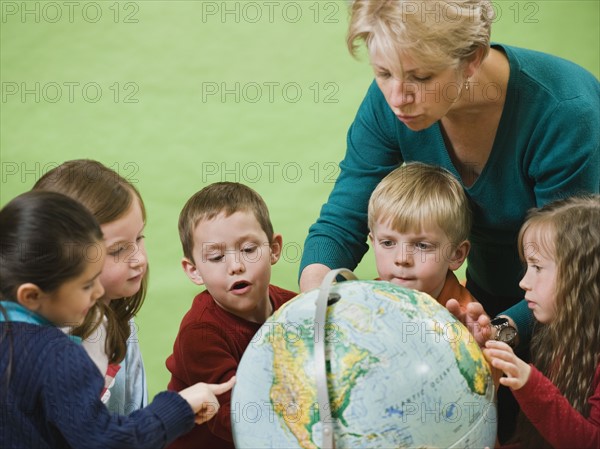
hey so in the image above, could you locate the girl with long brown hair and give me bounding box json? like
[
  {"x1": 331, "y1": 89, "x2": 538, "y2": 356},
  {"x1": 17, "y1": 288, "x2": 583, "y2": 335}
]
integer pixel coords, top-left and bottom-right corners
[
  {"x1": 33, "y1": 159, "x2": 149, "y2": 413},
  {"x1": 484, "y1": 195, "x2": 600, "y2": 447}
]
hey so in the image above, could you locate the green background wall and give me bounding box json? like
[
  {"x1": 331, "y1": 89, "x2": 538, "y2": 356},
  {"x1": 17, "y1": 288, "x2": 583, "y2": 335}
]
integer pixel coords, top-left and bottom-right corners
[{"x1": 1, "y1": 0, "x2": 598, "y2": 398}]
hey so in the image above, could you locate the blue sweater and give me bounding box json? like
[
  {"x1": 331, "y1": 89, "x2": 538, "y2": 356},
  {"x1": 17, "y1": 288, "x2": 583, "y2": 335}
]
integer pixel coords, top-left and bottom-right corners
[
  {"x1": 301, "y1": 44, "x2": 599, "y2": 325},
  {"x1": 0, "y1": 322, "x2": 194, "y2": 449}
]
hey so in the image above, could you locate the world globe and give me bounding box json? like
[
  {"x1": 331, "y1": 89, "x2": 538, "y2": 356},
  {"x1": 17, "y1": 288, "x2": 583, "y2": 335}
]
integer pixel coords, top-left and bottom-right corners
[{"x1": 231, "y1": 270, "x2": 497, "y2": 448}]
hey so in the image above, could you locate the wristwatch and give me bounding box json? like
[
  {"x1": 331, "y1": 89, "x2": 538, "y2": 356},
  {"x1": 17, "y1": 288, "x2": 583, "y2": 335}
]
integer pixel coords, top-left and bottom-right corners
[{"x1": 490, "y1": 317, "x2": 518, "y2": 348}]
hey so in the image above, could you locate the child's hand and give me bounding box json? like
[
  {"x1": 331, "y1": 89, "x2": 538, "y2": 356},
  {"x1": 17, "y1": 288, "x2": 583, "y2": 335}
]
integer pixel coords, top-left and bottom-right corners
[
  {"x1": 483, "y1": 340, "x2": 531, "y2": 390},
  {"x1": 179, "y1": 376, "x2": 236, "y2": 425},
  {"x1": 446, "y1": 300, "x2": 492, "y2": 347}
]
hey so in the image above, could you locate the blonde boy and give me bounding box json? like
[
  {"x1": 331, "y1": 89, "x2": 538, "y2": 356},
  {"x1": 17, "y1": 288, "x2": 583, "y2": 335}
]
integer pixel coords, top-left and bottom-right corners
[
  {"x1": 166, "y1": 182, "x2": 296, "y2": 449},
  {"x1": 368, "y1": 162, "x2": 476, "y2": 306}
]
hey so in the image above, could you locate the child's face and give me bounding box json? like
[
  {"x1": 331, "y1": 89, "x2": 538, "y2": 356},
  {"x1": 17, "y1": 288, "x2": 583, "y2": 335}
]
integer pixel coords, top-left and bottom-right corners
[
  {"x1": 370, "y1": 220, "x2": 466, "y2": 299},
  {"x1": 519, "y1": 229, "x2": 557, "y2": 324},
  {"x1": 183, "y1": 210, "x2": 282, "y2": 323},
  {"x1": 38, "y1": 247, "x2": 106, "y2": 326},
  {"x1": 99, "y1": 196, "x2": 147, "y2": 303}
]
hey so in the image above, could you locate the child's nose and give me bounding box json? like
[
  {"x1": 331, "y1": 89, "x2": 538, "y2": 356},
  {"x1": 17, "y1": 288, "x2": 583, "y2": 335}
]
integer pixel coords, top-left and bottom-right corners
[
  {"x1": 394, "y1": 246, "x2": 413, "y2": 266},
  {"x1": 227, "y1": 255, "x2": 245, "y2": 275},
  {"x1": 519, "y1": 271, "x2": 531, "y2": 291},
  {"x1": 94, "y1": 278, "x2": 105, "y2": 301},
  {"x1": 128, "y1": 242, "x2": 147, "y2": 268}
]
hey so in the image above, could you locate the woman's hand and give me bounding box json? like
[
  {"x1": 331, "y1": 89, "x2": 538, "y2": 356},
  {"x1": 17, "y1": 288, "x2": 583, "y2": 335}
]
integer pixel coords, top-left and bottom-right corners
[
  {"x1": 483, "y1": 341, "x2": 531, "y2": 390},
  {"x1": 446, "y1": 299, "x2": 492, "y2": 347},
  {"x1": 299, "y1": 264, "x2": 332, "y2": 292},
  {"x1": 179, "y1": 376, "x2": 236, "y2": 425}
]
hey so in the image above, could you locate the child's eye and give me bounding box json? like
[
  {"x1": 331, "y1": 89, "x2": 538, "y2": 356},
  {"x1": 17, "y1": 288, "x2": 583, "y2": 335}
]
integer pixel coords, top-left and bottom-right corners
[
  {"x1": 415, "y1": 242, "x2": 434, "y2": 251},
  {"x1": 136, "y1": 235, "x2": 145, "y2": 243},
  {"x1": 208, "y1": 254, "x2": 224, "y2": 262},
  {"x1": 380, "y1": 240, "x2": 395, "y2": 248},
  {"x1": 108, "y1": 246, "x2": 124, "y2": 257},
  {"x1": 242, "y1": 245, "x2": 258, "y2": 254}
]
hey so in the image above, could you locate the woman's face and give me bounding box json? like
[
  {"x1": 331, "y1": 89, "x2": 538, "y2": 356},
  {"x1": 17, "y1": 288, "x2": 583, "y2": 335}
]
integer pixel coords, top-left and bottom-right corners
[{"x1": 370, "y1": 50, "x2": 465, "y2": 131}]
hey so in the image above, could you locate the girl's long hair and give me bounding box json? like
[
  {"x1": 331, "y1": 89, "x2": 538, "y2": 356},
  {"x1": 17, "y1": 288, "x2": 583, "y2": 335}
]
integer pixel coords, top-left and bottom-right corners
[
  {"x1": 33, "y1": 160, "x2": 147, "y2": 364},
  {"x1": 516, "y1": 195, "x2": 600, "y2": 447}
]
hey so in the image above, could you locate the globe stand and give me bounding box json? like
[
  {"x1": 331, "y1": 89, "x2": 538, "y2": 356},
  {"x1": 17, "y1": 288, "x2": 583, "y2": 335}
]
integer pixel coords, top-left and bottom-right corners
[{"x1": 314, "y1": 268, "x2": 357, "y2": 449}]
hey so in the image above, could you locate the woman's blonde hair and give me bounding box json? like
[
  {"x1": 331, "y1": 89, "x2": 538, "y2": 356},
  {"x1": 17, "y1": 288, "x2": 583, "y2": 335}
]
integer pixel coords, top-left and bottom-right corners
[
  {"x1": 368, "y1": 162, "x2": 471, "y2": 247},
  {"x1": 516, "y1": 195, "x2": 600, "y2": 447},
  {"x1": 347, "y1": 0, "x2": 494, "y2": 72},
  {"x1": 33, "y1": 159, "x2": 148, "y2": 364}
]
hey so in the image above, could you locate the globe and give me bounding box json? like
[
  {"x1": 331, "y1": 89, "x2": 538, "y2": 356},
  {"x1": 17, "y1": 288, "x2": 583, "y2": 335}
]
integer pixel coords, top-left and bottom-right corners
[{"x1": 231, "y1": 273, "x2": 497, "y2": 448}]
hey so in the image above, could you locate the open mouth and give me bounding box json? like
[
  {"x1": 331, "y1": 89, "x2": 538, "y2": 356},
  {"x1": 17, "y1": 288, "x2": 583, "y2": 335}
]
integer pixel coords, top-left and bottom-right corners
[{"x1": 231, "y1": 281, "x2": 250, "y2": 291}]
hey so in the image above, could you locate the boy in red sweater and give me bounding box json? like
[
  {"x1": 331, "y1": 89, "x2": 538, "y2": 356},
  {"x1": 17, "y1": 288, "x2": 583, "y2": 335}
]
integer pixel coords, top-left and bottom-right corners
[{"x1": 166, "y1": 182, "x2": 297, "y2": 449}]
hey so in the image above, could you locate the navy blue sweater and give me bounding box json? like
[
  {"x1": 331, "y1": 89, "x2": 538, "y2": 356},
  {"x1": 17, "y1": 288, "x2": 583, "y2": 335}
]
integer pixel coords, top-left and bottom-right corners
[{"x1": 0, "y1": 322, "x2": 195, "y2": 449}]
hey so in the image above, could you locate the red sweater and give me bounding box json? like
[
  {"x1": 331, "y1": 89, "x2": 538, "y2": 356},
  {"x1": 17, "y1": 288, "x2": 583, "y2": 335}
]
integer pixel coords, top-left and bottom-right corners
[
  {"x1": 508, "y1": 363, "x2": 600, "y2": 448},
  {"x1": 166, "y1": 284, "x2": 296, "y2": 449}
]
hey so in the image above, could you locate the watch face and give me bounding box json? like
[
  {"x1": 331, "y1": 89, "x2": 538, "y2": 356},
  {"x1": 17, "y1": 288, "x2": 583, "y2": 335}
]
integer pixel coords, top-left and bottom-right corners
[{"x1": 499, "y1": 326, "x2": 517, "y2": 342}]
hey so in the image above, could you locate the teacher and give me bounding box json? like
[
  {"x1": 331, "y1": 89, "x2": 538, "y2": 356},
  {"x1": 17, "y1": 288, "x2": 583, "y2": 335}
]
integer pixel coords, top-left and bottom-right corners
[{"x1": 299, "y1": 0, "x2": 599, "y2": 319}]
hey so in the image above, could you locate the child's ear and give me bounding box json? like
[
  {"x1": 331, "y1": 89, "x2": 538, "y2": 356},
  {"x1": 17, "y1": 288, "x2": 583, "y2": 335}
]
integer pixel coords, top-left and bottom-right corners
[
  {"x1": 182, "y1": 257, "x2": 204, "y2": 286},
  {"x1": 269, "y1": 234, "x2": 283, "y2": 265},
  {"x1": 16, "y1": 283, "x2": 46, "y2": 312},
  {"x1": 368, "y1": 232, "x2": 374, "y2": 244},
  {"x1": 448, "y1": 240, "x2": 470, "y2": 271}
]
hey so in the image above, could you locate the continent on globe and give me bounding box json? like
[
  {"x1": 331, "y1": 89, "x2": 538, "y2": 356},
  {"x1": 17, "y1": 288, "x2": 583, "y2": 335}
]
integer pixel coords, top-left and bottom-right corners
[{"x1": 232, "y1": 280, "x2": 497, "y2": 449}]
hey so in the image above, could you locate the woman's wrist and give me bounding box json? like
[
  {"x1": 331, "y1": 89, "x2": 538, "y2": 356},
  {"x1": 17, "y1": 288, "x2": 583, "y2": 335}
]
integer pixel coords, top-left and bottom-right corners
[
  {"x1": 490, "y1": 315, "x2": 519, "y2": 348},
  {"x1": 299, "y1": 264, "x2": 331, "y2": 292}
]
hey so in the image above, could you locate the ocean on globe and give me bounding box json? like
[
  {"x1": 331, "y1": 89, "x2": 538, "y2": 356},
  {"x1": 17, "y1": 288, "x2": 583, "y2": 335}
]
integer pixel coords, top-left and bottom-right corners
[{"x1": 231, "y1": 279, "x2": 497, "y2": 448}]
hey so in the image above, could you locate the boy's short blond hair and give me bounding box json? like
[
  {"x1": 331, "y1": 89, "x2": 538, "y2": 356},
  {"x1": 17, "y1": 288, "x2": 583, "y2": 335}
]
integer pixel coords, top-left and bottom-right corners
[
  {"x1": 179, "y1": 182, "x2": 274, "y2": 263},
  {"x1": 368, "y1": 162, "x2": 471, "y2": 246}
]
